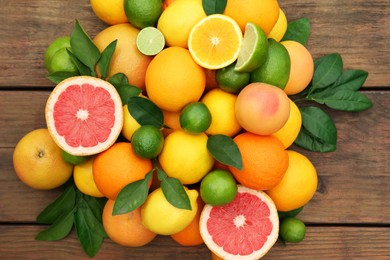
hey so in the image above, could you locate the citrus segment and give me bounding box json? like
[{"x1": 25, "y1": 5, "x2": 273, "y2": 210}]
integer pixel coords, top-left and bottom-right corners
[
  {"x1": 200, "y1": 185, "x2": 279, "y2": 259},
  {"x1": 45, "y1": 76, "x2": 123, "y2": 156},
  {"x1": 188, "y1": 14, "x2": 243, "y2": 69},
  {"x1": 136, "y1": 27, "x2": 165, "y2": 56}
]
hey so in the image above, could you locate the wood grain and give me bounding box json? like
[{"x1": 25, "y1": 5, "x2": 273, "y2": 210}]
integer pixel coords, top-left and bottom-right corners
[{"x1": 0, "y1": 0, "x2": 389, "y2": 88}]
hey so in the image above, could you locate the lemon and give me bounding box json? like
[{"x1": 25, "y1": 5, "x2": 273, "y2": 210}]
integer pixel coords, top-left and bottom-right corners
[
  {"x1": 158, "y1": 130, "x2": 214, "y2": 184},
  {"x1": 141, "y1": 187, "x2": 199, "y2": 235},
  {"x1": 268, "y1": 8, "x2": 288, "y2": 42},
  {"x1": 121, "y1": 104, "x2": 141, "y2": 141},
  {"x1": 124, "y1": 0, "x2": 163, "y2": 29},
  {"x1": 73, "y1": 157, "x2": 104, "y2": 198}
]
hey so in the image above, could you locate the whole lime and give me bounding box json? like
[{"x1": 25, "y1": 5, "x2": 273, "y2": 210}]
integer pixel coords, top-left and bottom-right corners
[
  {"x1": 44, "y1": 36, "x2": 71, "y2": 70},
  {"x1": 279, "y1": 217, "x2": 306, "y2": 243},
  {"x1": 61, "y1": 150, "x2": 89, "y2": 165},
  {"x1": 278, "y1": 206, "x2": 304, "y2": 220},
  {"x1": 216, "y1": 62, "x2": 250, "y2": 94},
  {"x1": 180, "y1": 102, "x2": 211, "y2": 134},
  {"x1": 200, "y1": 169, "x2": 237, "y2": 206},
  {"x1": 124, "y1": 0, "x2": 163, "y2": 29},
  {"x1": 131, "y1": 125, "x2": 164, "y2": 159},
  {"x1": 47, "y1": 48, "x2": 78, "y2": 74}
]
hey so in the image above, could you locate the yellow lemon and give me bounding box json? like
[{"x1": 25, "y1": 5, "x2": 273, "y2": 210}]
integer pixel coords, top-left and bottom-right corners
[
  {"x1": 73, "y1": 157, "x2": 104, "y2": 198},
  {"x1": 90, "y1": 0, "x2": 128, "y2": 25},
  {"x1": 268, "y1": 8, "x2": 288, "y2": 42},
  {"x1": 121, "y1": 104, "x2": 141, "y2": 141}
]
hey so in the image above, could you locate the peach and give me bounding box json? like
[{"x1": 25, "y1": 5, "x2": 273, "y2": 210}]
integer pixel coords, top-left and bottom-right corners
[{"x1": 235, "y1": 82, "x2": 290, "y2": 135}]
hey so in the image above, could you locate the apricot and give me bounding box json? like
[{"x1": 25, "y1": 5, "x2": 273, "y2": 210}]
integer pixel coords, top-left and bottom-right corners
[{"x1": 235, "y1": 82, "x2": 290, "y2": 135}]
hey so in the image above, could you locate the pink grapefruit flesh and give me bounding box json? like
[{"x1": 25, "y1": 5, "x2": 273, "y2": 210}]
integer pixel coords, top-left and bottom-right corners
[
  {"x1": 200, "y1": 185, "x2": 279, "y2": 259},
  {"x1": 45, "y1": 76, "x2": 123, "y2": 156}
]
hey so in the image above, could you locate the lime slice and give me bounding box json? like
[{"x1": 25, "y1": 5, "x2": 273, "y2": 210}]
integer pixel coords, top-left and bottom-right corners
[
  {"x1": 136, "y1": 27, "x2": 165, "y2": 56},
  {"x1": 235, "y1": 22, "x2": 269, "y2": 72}
]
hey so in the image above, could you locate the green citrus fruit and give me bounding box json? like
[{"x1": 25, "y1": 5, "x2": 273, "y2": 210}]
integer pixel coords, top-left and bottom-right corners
[
  {"x1": 180, "y1": 102, "x2": 212, "y2": 134},
  {"x1": 131, "y1": 125, "x2": 164, "y2": 159},
  {"x1": 124, "y1": 0, "x2": 163, "y2": 29},
  {"x1": 44, "y1": 36, "x2": 71, "y2": 70},
  {"x1": 200, "y1": 169, "x2": 237, "y2": 206},
  {"x1": 61, "y1": 150, "x2": 89, "y2": 165},
  {"x1": 136, "y1": 27, "x2": 165, "y2": 56},
  {"x1": 278, "y1": 206, "x2": 304, "y2": 220},
  {"x1": 279, "y1": 217, "x2": 306, "y2": 243},
  {"x1": 235, "y1": 22, "x2": 268, "y2": 72},
  {"x1": 250, "y1": 38, "x2": 290, "y2": 89},
  {"x1": 47, "y1": 48, "x2": 78, "y2": 74},
  {"x1": 216, "y1": 62, "x2": 250, "y2": 94}
]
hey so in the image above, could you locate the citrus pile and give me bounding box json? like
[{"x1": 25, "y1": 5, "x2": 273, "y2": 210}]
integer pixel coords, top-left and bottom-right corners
[{"x1": 13, "y1": 0, "x2": 322, "y2": 258}]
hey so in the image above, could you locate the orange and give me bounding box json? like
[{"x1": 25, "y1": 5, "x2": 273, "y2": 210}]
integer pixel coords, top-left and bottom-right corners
[
  {"x1": 171, "y1": 197, "x2": 204, "y2": 246},
  {"x1": 93, "y1": 142, "x2": 152, "y2": 200},
  {"x1": 266, "y1": 150, "x2": 318, "y2": 211},
  {"x1": 224, "y1": 0, "x2": 280, "y2": 35},
  {"x1": 229, "y1": 132, "x2": 289, "y2": 191},
  {"x1": 93, "y1": 23, "x2": 152, "y2": 90},
  {"x1": 145, "y1": 47, "x2": 206, "y2": 112},
  {"x1": 188, "y1": 14, "x2": 243, "y2": 69},
  {"x1": 281, "y1": 40, "x2": 314, "y2": 95},
  {"x1": 205, "y1": 69, "x2": 219, "y2": 90},
  {"x1": 90, "y1": 0, "x2": 128, "y2": 25},
  {"x1": 13, "y1": 128, "x2": 73, "y2": 190},
  {"x1": 102, "y1": 199, "x2": 157, "y2": 247},
  {"x1": 162, "y1": 0, "x2": 175, "y2": 10},
  {"x1": 162, "y1": 109, "x2": 181, "y2": 136}
]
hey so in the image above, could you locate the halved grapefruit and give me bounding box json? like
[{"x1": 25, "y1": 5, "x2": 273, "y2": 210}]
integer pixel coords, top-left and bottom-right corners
[
  {"x1": 200, "y1": 185, "x2": 279, "y2": 259},
  {"x1": 45, "y1": 76, "x2": 123, "y2": 156}
]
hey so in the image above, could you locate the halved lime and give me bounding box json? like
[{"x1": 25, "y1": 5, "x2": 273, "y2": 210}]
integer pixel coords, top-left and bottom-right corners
[
  {"x1": 136, "y1": 27, "x2": 165, "y2": 56},
  {"x1": 235, "y1": 22, "x2": 269, "y2": 72}
]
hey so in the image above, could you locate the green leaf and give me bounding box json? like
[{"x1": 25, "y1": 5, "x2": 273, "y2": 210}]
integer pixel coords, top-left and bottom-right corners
[
  {"x1": 281, "y1": 18, "x2": 311, "y2": 45},
  {"x1": 331, "y1": 69, "x2": 368, "y2": 91},
  {"x1": 66, "y1": 49, "x2": 91, "y2": 76},
  {"x1": 36, "y1": 185, "x2": 76, "y2": 224},
  {"x1": 312, "y1": 53, "x2": 343, "y2": 89},
  {"x1": 127, "y1": 96, "x2": 164, "y2": 127},
  {"x1": 202, "y1": 0, "x2": 227, "y2": 15},
  {"x1": 47, "y1": 71, "x2": 79, "y2": 84},
  {"x1": 70, "y1": 20, "x2": 101, "y2": 75},
  {"x1": 97, "y1": 39, "x2": 117, "y2": 79},
  {"x1": 36, "y1": 209, "x2": 75, "y2": 241},
  {"x1": 113, "y1": 171, "x2": 153, "y2": 215},
  {"x1": 294, "y1": 106, "x2": 337, "y2": 152},
  {"x1": 108, "y1": 73, "x2": 141, "y2": 105},
  {"x1": 318, "y1": 89, "x2": 373, "y2": 112},
  {"x1": 83, "y1": 195, "x2": 107, "y2": 223},
  {"x1": 74, "y1": 199, "x2": 106, "y2": 257},
  {"x1": 207, "y1": 134, "x2": 242, "y2": 170},
  {"x1": 161, "y1": 176, "x2": 192, "y2": 210}
]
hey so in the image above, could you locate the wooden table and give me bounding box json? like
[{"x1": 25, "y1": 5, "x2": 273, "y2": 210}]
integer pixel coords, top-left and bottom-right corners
[{"x1": 1, "y1": 0, "x2": 389, "y2": 259}]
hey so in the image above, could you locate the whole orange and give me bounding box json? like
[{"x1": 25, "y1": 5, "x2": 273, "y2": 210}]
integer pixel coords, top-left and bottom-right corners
[
  {"x1": 229, "y1": 132, "x2": 289, "y2": 190},
  {"x1": 93, "y1": 23, "x2": 152, "y2": 90},
  {"x1": 93, "y1": 142, "x2": 152, "y2": 200},
  {"x1": 102, "y1": 199, "x2": 157, "y2": 247},
  {"x1": 145, "y1": 47, "x2": 206, "y2": 112}
]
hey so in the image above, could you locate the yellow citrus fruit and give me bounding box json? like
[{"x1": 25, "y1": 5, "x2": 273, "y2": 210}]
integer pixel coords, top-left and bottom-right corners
[
  {"x1": 223, "y1": 0, "x2": 280, "y2": 35},
  {"x1": 93, "y1": 142, "x2": 153, "y2": 200},
  {"x1": 141, "y1": 187, "x2": 199, "y2": 235},
  {"x1": 268, "y1": 8, "x2": 288, "y2": 42},
  {"x1": 121, "y1": 104, "x2": 141, "y2": 141},
  {"x1": 266, "y1": 150, "x2": 318, "y2": 211},
  {"x1": 13, "y1": 128, "x2": 73, "y2": 190},
  {"x1": 188, "y1": 14, "x2": 243, "y2": 70},
  {"x1": 73, "y1": 157, "x2": 104, "y2": 198},
  {"x1": 281, "y1": 40, "x2": 315, "y2": 95},
  {"x1": 102, "y1": 199, "x2": 157, "y2": 247},
  {"x1": 201, "y1": 88, "x2": 242, "y2": 137},
  {"x1": 273, "y1": 99, "x2": 302, "y2": 148},
  {"x1": 93, "y1": 23, "x2": 152, "y2": 90},
  {"x1": 90, "y1": 0, "x2": 128, "y2": 25},
  {"x1": 157, "y1": 0, "x2": 206, "y2": 48},
  {"x1": 158, "y1": 130, "x2": 214, "y2": 184},
  {"x1": 145, "y1": 46, "x2": 206, "y2": 112},
  {"x1": 229, "y1": 132, "x2": 289, "y2": 191}
]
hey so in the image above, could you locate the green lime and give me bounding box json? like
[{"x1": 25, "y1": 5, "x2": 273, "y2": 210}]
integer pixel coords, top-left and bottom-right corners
[
  {"x1": 44, "y1": 36, "x2": 71, "y2": 70},
  {"x1": 124, "y1": 0, "x2": 163, "y2": 29},
  {"x1": 180, "y1": 102, "x2": 212, "y2": 134},
  {"x1": 131, "y1": 125, "x2": 164, "y2": 159},
  {"x1": 278, "y1": 206, "x2": 304, "y2": 220},
  {"x1": 200, "y1": 169, "x2": 237, "y2": 206},
  {"x1": 61, "y1": 150, "x2": 89, "y2": 165},
  {"x1": 216, "y1": 62, "x2": 250, "y2": 94},
  {"x1": 235, "y1": 22, "x2": 268, "y2": 72},
  {"x1": 279, "y1": 217, "x2": 306, "y2": 243},
  {"x1": 136, "y1": 27, "x2": 165, "y2": 56},
  {"x1": 250, "y1": 38, "x2": 290, "y2": 89},
  {"x1": 47, "y1": 48, "x2": 78, "y2": 74}
]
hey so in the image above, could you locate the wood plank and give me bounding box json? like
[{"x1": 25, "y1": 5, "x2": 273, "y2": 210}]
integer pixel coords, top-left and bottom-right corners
[
  {"x1": 0, "y1": 0, "x2": 389, "y2": 88},
  {"x1": 0, "y1": 225, "x2": 389, "y2": 259},
  {"x1": 1, "y1": 91, "x2": 389, "y2": 223}
]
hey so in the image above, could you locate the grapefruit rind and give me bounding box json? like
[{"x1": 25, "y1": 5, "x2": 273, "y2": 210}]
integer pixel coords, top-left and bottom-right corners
[
  {"x1": 45, "y1": 76, "x2": 123, "y2": 156},
  {"x1": 200, "y1": 185, "x2": 279, "y2": 260}
]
